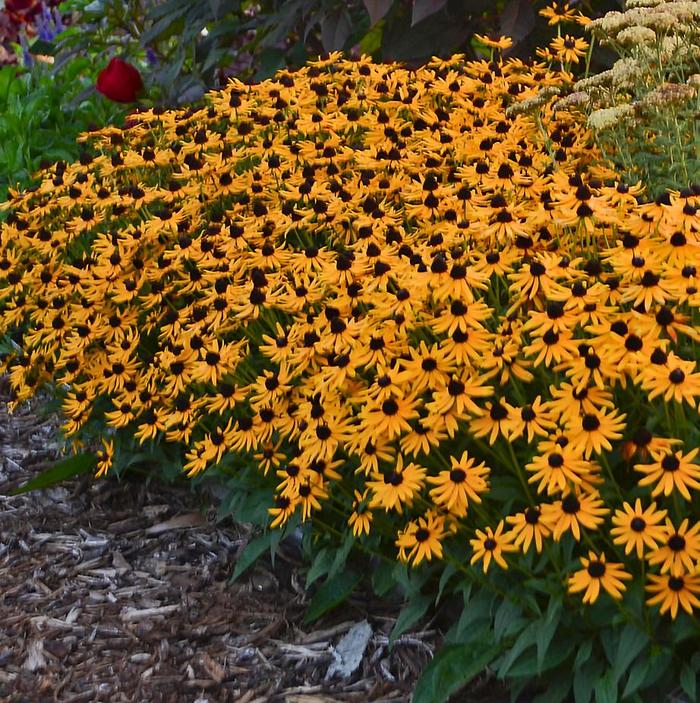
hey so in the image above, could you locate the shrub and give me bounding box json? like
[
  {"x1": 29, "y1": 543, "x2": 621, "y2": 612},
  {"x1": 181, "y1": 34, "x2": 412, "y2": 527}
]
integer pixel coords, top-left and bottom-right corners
[{"x1": 1, "y1": 18, "x2": 700, "y2": 703}]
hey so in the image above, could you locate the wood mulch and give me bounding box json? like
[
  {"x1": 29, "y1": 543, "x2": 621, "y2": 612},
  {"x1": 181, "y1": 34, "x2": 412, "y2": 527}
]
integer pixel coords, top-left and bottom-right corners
[{"x1": 0, "y1": 393, "x2": 456, "y2": 703}]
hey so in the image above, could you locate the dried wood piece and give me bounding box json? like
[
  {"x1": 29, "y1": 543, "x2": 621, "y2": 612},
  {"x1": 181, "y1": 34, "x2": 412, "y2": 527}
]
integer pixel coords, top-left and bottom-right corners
[
  {"x1": 146, "y1": 512, "x2": 207, "y2": 534},
  {"x1": 120, "y1": 605, "x2": 180, "y2": 622}
]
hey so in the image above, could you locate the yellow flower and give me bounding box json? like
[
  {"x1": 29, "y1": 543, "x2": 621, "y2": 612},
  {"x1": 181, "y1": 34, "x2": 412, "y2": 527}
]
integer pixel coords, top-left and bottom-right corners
[
  {"x1": 396, "y1": 512, "x2": 446, "y2": 565},
  {"x1": 568, "y1": 551, "x2": 632, "y2": 604}
]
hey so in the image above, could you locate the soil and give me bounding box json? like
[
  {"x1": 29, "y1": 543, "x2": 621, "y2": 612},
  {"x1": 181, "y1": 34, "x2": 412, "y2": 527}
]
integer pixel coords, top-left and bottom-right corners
[{"x1": 0, "y1": 393, "x2": 458, "y2": 703}]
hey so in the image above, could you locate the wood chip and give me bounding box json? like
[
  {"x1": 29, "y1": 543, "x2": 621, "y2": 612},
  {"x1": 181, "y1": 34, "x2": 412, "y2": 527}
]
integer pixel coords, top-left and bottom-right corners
[
  {"x1": 120, "y1": 605, "x2": 180, "y2": 622},
  {"x1": 22, "y1": 640, "x2": 47, "y2": 672},
  {"x1": 145, "y1": 512, "x2": 207, "y2": 534}
]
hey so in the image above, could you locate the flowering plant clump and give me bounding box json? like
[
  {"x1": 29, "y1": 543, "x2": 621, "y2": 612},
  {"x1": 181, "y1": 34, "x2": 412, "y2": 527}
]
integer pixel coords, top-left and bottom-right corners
[
  {"x1": 1, "y1": 35, "x2": 700, "y2": 698},
  {"x1": 554, "y1": 0, "x2": 700, "y2": 194}
]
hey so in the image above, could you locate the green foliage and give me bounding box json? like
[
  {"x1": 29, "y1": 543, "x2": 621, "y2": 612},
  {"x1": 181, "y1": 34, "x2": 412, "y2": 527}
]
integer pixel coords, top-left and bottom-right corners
[
  {"x1": 303, "y1": 570, "x2": 362, "y2": 624},
  {"x1": 0, "y1": 59, "x2": 125, "y2": 201},
  {"x1": 11, "y1": 452, "x2": 97, "y2": 494},
  {"x1": 413, "y1": 642, "x2": 503, "y2": 703},
  {"x1": 53, "y1": 0, "x2": 619, "y2": 105}
]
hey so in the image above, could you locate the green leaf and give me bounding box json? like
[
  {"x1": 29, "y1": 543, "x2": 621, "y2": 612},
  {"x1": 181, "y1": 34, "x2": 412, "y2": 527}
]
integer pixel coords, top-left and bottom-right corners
[
  {"x1": 436, "y1": 562, "x2": 456, "y2": 604},
  {"x1": 231, "y1": 532, "x2": 274, "y2": 582},
  {"x1": 328, "y1": 534, "x2": 354, "y2": 580},
  {"x1": 498, "y1": 0, "x2": 536, "y2": 44},
  {"x1": 613, "y1": 623, "x2": 648, "y2": 685},
  {"x1": 303, "y1": 570, "x2": 361, "y2": 625},
  {"x1": 413, "y1": 643, "x2": 501, "y2": 703},
  {"x1": 594, "y1": 670, "x2": 618, "y2": 703},
  {"x1": 30, "y1": 39, "x2": 57, "y2": 56},
  {"x1": 575, "y1": 639, "x2": 593, "y2": 669},
  {"x1": 622, "y1": 656, "x2": 648, "y2": 699},
  {"x1": 574, "y1": 656, "x2": 604, "y2": 703},
  {"x1": 320, "y1": 7, "x2": 352, "y2": 52},
  {"x1": 681, "y1": 663, "x2": 697, "y2": 702},
  {"x1": 390, "y1": 592, "x2": 431, "y2": 642},
  {"x1": 498, "y1": 621, "x2": 537, "y2": 679},
  {"x1": 363, "y1": 0, "x2": 393, "y2": 25},
  {"x1": 10, "y1": 453, "x2": 97, "y2": 495},
  {"x1": 359, "y1": 21, "x2": 384, "y2": 55},
  {"x1": 411, "y1": 0, "x2": 446, "y2": 27},
  {"x1": 536, "y1": 595, "x2": 561, "y2": 673},
  {"x1": 494, "y1": 599, "x2": 522, "y2": 643},
  {"x1": 254, "y1": 48, "x2": 286, "y2": 81},
  {"x1": 305, "y1": 547, "x2": 333, "y2": 586},
  {"x1": 372, "y1": 560, "x2": 396, "y2": 597}
]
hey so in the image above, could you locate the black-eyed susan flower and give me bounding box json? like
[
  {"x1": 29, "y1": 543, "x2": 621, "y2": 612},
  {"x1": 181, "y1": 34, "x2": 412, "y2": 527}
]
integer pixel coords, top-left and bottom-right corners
[
  {"x1": 549, "y1": 35, "x2": 589, "y2": 65},
  {"x1": 367, "y1": 453, "x2": 426, "y2": 514},
  {"x1": 396, "y1": 511, "x2": 447, "y2": 565},
  {"x1": 566, "y1": 408, "x2": 626, "y2": 458},
  {"x1": 646, "y1": 573, "x2": 700, "y2": 619},
  {"x1": 470, "y1": 521, "x2": 516, "y2": 573},
  {"x1": 611, "y1": 499, "x2": 668, "y2": 559},
  {"x1": 541, "y1": 490, "x2": 609, "y2": 541},
  {"x1": 568, "y1": 551, "x2": 632, "y2": 604},
  {"x1": 428, "y1": 451, "x2": 490, "y2": 517},
  {"x1": 506, "y1": 506, "x2": 551, "y2": 553},
  {"x1": 635, "y1": 448, "x2": 700, "y2": 501},
  {"x1": 647, "y1": 519, "x2": 700, "y2": 576},
  {"x1": 348, "y1": 489, "x2": 373, "y2": 537}
]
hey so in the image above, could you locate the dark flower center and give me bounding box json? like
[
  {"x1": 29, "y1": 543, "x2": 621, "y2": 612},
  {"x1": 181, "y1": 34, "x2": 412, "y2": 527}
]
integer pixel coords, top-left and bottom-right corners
[
  {"x1": 450, "y1": 468, "x2": 466, "y2": 483},
  {"x1": 662, "y1": 455, "x2": 680, "y2": 472},
  {"x1": 668, "y1": 534, "x2": 686, "y2": 551},
  {"x1": 415, "y1": 528, "x2": 430, "y2": 542},
  {"x1": 562, "y1": 495, "x2": 580, "y2": 514},
  {"x1": 525, "y1": 508, "x2": 540, "y2": 525},
  {"x1": 630, "y1": 517, "x2": 646, "y2": 532},
  {"x1": 587, "y1": 561, "x2": 606, "y2": 578},
  {"x1": 581, "y1": 414, "x2": 600, "y2": 432},
  {"x1": 669, "y1": 576, "x2": 685, "y2": 592}
]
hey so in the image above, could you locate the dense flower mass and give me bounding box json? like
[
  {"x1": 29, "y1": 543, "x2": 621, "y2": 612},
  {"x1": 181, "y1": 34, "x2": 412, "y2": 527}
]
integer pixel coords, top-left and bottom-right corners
[{"x1": 0, "y1": 48, "x2": 698, "y2": 621}]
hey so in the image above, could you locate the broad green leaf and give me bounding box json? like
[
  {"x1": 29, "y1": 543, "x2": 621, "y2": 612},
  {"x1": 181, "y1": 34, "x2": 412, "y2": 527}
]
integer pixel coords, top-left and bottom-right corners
[
  {"x1": 390, "y1": 593, "x2": 431, "y2": 643},
  {"x1": 363, "y1": 0, "x2": 393, "y2": 25},
  {"x1": 498, "y1": 621, "x2": 537, "y2": 679},
  {"x1": 436, "y1": 562, "x2": 456, "y2": 604},
  {"x1": 411, "y1": 0, "x2": 446, "y2": 26},
  {"x1": 536, "y1": 596, "x2": 561, "y2": 672},
  {"x1": 594, "y1": 670, "x2": 618, "y2": 703},
  {"x1": 328, "y1": 534, "x2": 354, "y2": 580},
  {"x1": 305, "y1": 547, "x2": 333, "y2": 586},
  {"x1": 10, "y1": 453, "x2": 97, "y2": 495},
  {"x1": 231, "y1": 532, "x2": 274, "y2": 582},
  {"x1": 413, "y1": 643, "x2": 501, "y2": 703},
  {"x1": 574, "y1": 656, "x2": 604, "y2": 703},
  {"x1": 613, "y1": 623, "x2": 648, "y2": 685},
  {"x1": 320, "y1": 7, "x2": 352, "y2": 52},
  {"x1": 532, "y1": 671, "x2": 571, "y2": 703},
  {"x1": 303, "y1": 570, "x2": 361, "y2": 624},
  {"x1": 372, "y1": 560, "x2": 396, "y2": 597},
  {"x1": 498, "y1": 0, "x2": 536, "y2": 43},
  {"x1": 681, "y1": 663, "x2": 697, "y2": 702},
  {"x1": 494, "y1": 599, "x2": 522, "y2": 643},
  {"x1": 359, "y1": 21, "x2": 384, "y2": 55},
  {"x1": 575, "y1": 639, "x2": 593, "y2": 669}
]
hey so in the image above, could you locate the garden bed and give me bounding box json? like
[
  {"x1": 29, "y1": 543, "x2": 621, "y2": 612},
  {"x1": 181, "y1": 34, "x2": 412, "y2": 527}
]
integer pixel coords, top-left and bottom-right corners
[{"x1": 0, "y1": 393, "x2": 460, "y2": 703}]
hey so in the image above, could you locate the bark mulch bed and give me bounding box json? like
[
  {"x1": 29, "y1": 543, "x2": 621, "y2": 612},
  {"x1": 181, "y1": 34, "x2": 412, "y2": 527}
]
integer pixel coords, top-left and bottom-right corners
[{"x1": 1, "y1": 394, "x2": 476, "y2": 703}]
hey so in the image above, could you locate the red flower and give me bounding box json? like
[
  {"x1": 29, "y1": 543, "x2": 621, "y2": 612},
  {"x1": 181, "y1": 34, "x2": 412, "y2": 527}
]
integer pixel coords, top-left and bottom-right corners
[
  {"x1": 96, "y1": 58, "x2": 143, "y2": 103},
  {"x1": 4, "y1": 0, "x2": 40, "y2": 21}
]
